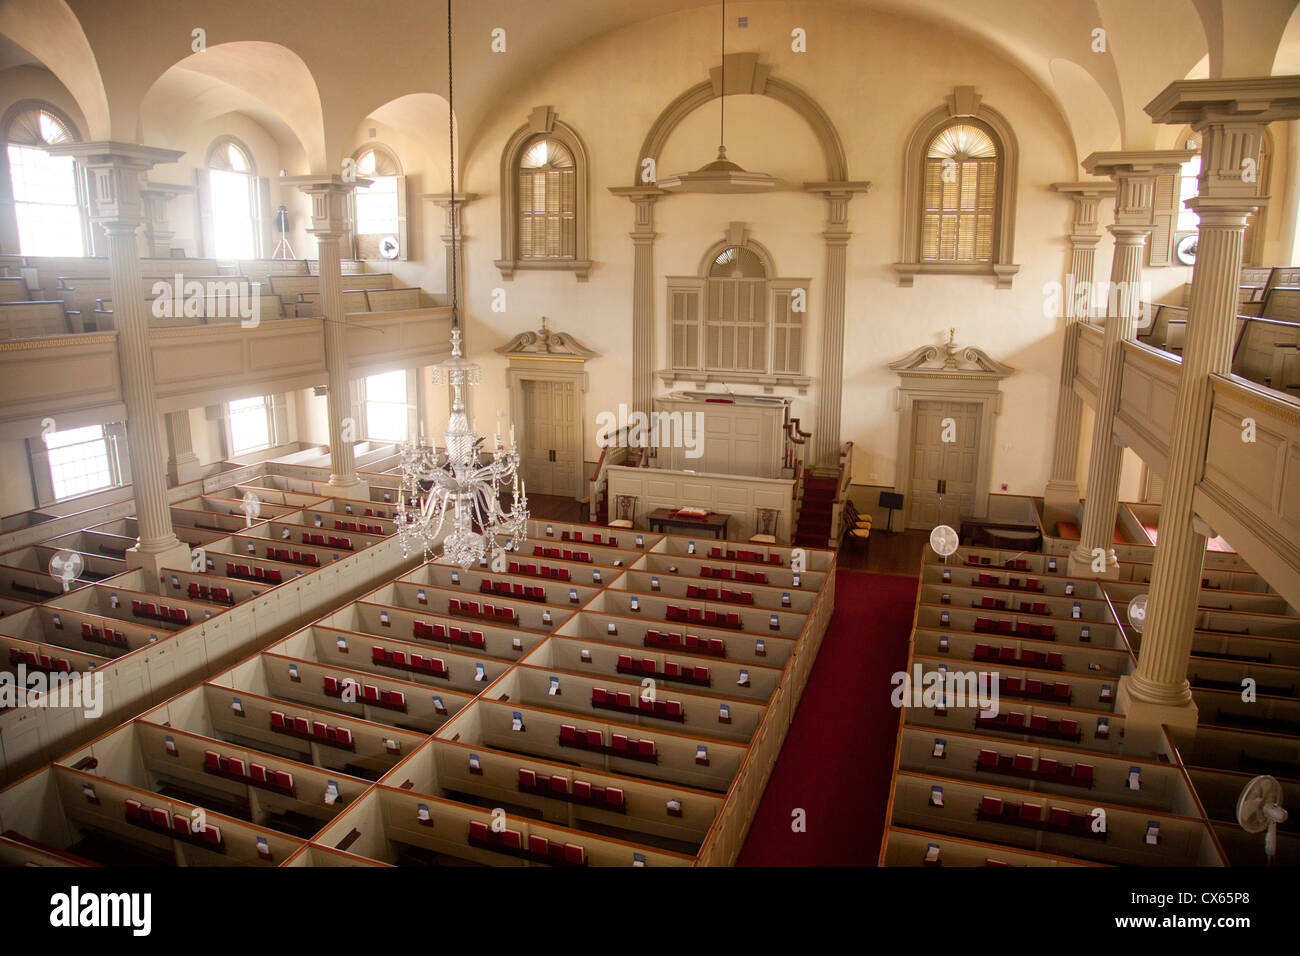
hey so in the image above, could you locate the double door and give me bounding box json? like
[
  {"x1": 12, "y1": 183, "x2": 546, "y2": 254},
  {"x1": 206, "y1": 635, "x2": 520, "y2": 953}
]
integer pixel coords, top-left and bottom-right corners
[
  {"x1": 521, "y1": 378, "x2": 581, "y2": 498},
  {"x1": 906, "y1": 399, "x2": 980, "y2": 529}
]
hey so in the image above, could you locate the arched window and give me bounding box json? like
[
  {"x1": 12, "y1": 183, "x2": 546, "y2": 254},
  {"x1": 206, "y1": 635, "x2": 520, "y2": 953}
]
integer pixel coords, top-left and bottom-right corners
[
  {"x1": 497, "y1": 107, "x2": 591, "y2": 280},
  {"x1": 895, "y1": 87, "x2": 1019, "y2": 288},
  {"x1": 4, "y1": 104, "x2": 85, "y2": 256},
  {"x1": 518, "y1": 137, "x2": 576, "y2": 261},
  {"x1": 206, "y1": 137, "x2": 258, "y2": 259},
  {"x1": 665, "y1": 230, "x2": 809, "y2": 386},
  {"x1": 921, "y1": 122, "x2": 998, "y2": 263},
  {"x1": 350, "y1": 145, "x2": 407, "y2": 260}
]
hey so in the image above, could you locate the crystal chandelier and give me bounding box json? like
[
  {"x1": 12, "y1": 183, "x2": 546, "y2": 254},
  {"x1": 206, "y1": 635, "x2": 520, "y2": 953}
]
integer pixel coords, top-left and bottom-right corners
[{"x1": 393, "y1": 0, "x2": 529, "y2": 569}]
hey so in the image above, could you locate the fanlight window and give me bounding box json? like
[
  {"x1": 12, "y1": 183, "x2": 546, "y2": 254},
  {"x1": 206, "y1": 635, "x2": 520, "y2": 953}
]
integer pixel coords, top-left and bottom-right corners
[
  {"x1": 922, "y1": 122, "x2": 998, "y2": 263},
  {"x1": 209, "y1": 140, "x2": 252, "y2": 173},
  {"x1": 208, "y1": 139, "x2": 257, "y2": 259},
  {"x1": 6, "y1": 106, "x2": 83, "y2": 256},
  {"x1": 518, "y1": 137, "x2": 576, "y2": 260}
]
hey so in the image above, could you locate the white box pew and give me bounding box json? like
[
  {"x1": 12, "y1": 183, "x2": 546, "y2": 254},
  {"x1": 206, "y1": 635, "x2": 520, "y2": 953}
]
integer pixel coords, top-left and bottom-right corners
[
  {"x1": 0, "y1": 560, "x2": 84, "y2": 601},
  {"x1": 259, "y1": 648, "x2": 468, "y2": 734},
  {"x1": 362, "y1": 581, "x2": 568, "y2": 633},
  {"x1": 640, "y1": 551, "x2": 826, "y2": 590},
  {"x1": 1212, "y1": 820, "x2": 1300, "y2": 866},
  {"x1": 0, "y1": 633, "x2": 108, "y2": 677},
  {"x1": 499, "y1": 662, "x2": 763, "y2": 745},
  {"x1": 526, "y1": 634, "x2": 780, "y2": 704},
  {"x1": 235, "y1": 474, "x2": 323, "y2": 497},
  {"x1": 268, "y1": 273, "x2": 393, "y2": 301},
  {"x1": 398, "y1": 562, "x2": 605, "y2": 607},
  {"x1": 881, "y1": 825, "x2": 1103, "y2": 867},
  {"x1": 236, "y1": 258, "x2": 309, "y2": 277},
  {"x1": 187, "y1": 682, "x2": 425, "y2": 781},
  {"x1": 905, "y1": 686, "x2": 1129, "y2": 755},
  {"x1": 269, "y1": 624, "x2": 511, "y2": 697},
  {"x1": 0, "y1": 605, "x2": 161, "y2": 659},
  {"x1": 612, "y1": 568, "x2": 819, "y2": 613},
  {"x1": 319, "y1": 601, "x2": 547, "y2": 663},
  {"x1": 895, "y1": 725, "x2": 1187, "y2": 812},
  {"x1": 91, "y1": 515, "x2": 220, "y2": 551},
  {"x1": 916, "y1": 602, "x2": 1121, "y2": 646},
  {"x1": 0, "y1": 275, "x2": 28, "y2": 302},
  {"x1": 131, "y1": 721, "x2": 371, "y2": 839},
  {"x1": 300, "y1": 495, "x2": 399, "y2": 526},
  {"x1": 0, "y1": 300, "x2": 72, "y2": 339},
  {"x1": 556, "y1": 610, "x2": 796, "y2": 667},
  {"x1": 911, "y1": 653, "x2": 1119, "y2": 713},
  {"x1": 264, "y1": 517, "x2": 385, "y2": 553},
  {"x1": 521, "y1": 536, "x2": 644, "y2": 570},
  {"x1": 1120, "y1": 560, "x2": 1273, "y2": 592},
  {"x1": 283, "y1": 843, "x2": 392, "y2": 865},
  {"x1": 333, "y1": 784, "x2": 694, "y2": 867},
  {"x1": 919, "y1": 582, "x2": 1115, "y2": 624},
  {"x1": 0, "y1": 596, "x2": 34, "y2": 618},
  {"x1": 51, "y1": 764, "x2": 304, "y2": 865},
  {"x1": 41, "y1": 528, "x2": 135, "y2": 561},
  {"x1": 226, "y1": 531, "x2": 358, "y2": 569},
  {"x1": 911, "y1": 627, "x2": 1132, "y2": 679},
  {"x1": 1194, "y1": 687, "x2": 1300, "y2": 736},
  {"x1": 1188, "y1": 606, "x2": 1300, "y2": 640},
  {"x1": 291, "y1": 288, "x2": 369, "y2": 316},
  {"x1": 1189, "y1": 766, "x2": 1300, "y2": 835},
  {"x1": 953, "y1": 546, "x2": 1066, "y2": 575},
  {"x1": 1186, "y1": 630, "x2": 1300, "y2": 669},
  {"x1": 158, "y1": 567, "x2": 271, "y2": 607},
  {"x1": 364, "y1": 287, "x2": 422, "y2": 311},
  {"x1": 1188, "y1": 657, "x2": 1300, "y2": 699},
  {"x1": 657, "y1": 536, "x2": 836, "y2": 572},
  {"x1": 202, "y1": 548, "x2": 307, "y2": 586},
  {"x1": 923, "y1": 562, "x2": 1106, "y2": 600},
  {"x1": 49, "y1": 578, "x2": 221, "y2": 632},
  {"x1": 30, "y1": 544, "x2": 123, "y2": 581},
  {"x1": 414, "y1": 736, "x2": 724, "y2": 850},
  {"x1": 1176, "y1": 724, "x2": 1300, "y2": 779},
  {"x1": 585, "y1": 589, "x2": 808, "y2": 639},
  {"x1": 890, "y1": 770, "x2": 1225, "y2": 866},
  {"x1": 1103, "y1": 578, "x2": 1293, "y2": 616},
  {"x1": 0, "y1": 830, "x2": 99, "y2": 866},
  {"x1": 458, "y1": 695, "x2": 747, "y2": 794},
  {"x1": 294, "y1": 506, "x2": 395, "y2": 537}
]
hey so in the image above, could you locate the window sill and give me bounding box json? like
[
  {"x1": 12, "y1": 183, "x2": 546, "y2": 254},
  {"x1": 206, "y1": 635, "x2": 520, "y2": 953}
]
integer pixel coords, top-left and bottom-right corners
[
  {"x1": 656, "y1": 368, "x2": 812, "y2": 395},
  {"x1": 495, "y1": 259, "x2": 592, "y2": 282},
  {"x1": 894, "y1": 262, "x2": 1020, "y2": 289}
]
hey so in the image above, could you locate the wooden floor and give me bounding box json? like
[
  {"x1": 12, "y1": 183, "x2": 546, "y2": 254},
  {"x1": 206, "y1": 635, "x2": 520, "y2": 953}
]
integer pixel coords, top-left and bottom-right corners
[{"x1": 526, "y1": 495, "x2": 929, "y2": 577}]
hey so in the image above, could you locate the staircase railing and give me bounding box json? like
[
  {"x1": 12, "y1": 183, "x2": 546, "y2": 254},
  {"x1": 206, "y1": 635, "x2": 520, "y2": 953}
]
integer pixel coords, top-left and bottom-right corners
[
  {"x1": 588, "y1": 427, "x2": 634, "y2": 522},
  {"x1": 829, "y1": 441, "x2": 855, "y2": 544}
]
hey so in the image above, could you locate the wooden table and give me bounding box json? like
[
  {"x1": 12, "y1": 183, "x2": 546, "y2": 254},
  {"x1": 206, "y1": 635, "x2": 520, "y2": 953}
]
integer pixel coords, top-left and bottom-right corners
[{"x1": 647, "y1": 508, "x2": 730, "y2": 539}]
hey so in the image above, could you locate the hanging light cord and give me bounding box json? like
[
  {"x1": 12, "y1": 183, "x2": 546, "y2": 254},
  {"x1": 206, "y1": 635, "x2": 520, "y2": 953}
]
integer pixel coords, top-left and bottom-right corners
[
  {"x1": 447, "y1": 0, "x2": 458, "y2": 329},
  {"x1": 719, "y1": 0, "x2": 726, "y2": 152}
]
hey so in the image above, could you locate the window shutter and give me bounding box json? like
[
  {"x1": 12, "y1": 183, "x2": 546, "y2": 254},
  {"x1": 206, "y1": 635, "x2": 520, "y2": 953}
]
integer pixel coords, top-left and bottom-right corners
[
  {"x1": 668, "y1": 281, "x2": 702, "y2": 370},
  {"x1": 1148, "y1": 171, "x2": 1177, "y2": 267},
  {"x1": 25, "y1": 436, "x2": 53, "y2": 508},
  {"x1": 194, "y1": 167, "x2": 215, "y2": 258}
]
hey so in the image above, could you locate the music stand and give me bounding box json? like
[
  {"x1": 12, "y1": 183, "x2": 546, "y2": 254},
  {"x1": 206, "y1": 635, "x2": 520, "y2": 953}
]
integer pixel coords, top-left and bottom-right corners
[{"x1": 879, "y1": 491, "x2": 904, "y2": 533}]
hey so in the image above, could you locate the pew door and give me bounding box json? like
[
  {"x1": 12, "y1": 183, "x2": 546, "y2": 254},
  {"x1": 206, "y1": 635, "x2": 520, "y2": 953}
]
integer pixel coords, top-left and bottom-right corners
[{"x1": 906, "y1": 400, "x2": 979, "y2": 529}]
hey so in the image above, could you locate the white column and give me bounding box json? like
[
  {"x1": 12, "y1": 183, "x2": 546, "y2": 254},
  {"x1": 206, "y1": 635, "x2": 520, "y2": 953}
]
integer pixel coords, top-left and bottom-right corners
[
  {"x1": 1044, "y1": 182, "x2": 1112, "y2": 520},
  {"x1": 610, "y1": 187, "x2": 661, "y2": 419},
  {"x1": 165, "y1": 409, "x2": 202, "y2": 485},
  {"x1": 46, "y1": 142, "x2": 191, "y2": 578},
  {"x1": 287, "y1": 176, "x2": 369, "y2": 500},
  {"x1": 1118, "y1": 76, "x2": 1300, "y2": 747},
  {"x1": 805, "y1": 181, "x2": 871, "y2": 473},
  {"x1": 1067, "y1": 152, "x2": 1191, "y2": 579}
]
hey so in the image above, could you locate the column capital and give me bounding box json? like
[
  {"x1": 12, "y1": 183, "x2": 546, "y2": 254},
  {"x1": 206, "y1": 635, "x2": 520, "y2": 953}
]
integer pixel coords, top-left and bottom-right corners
[
  {"x1": 1144, "y1": 76, "x2": 1300, "y2": 127},
  {"x1": 45, "y1": 141, "x2": 184, "y2": 226},
  {"x1": 1108, "y1": 222, "x2": 1154, "y2": 242},
  {"x1": 1081, "y1": 150, "x2": 1194, "y2": 178},
  {"x1": 283, "y1": 174, "x2": 369, "y2": 238},
  {"x1": 1051, "y1": 180, "x2": 1114, "y2": 236}
]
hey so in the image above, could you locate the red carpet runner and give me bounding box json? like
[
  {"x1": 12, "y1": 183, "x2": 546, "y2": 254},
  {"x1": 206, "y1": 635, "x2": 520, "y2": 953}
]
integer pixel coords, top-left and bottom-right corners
[{"x1": 737, "y1": 569, "x2": 918, "y2": 866}]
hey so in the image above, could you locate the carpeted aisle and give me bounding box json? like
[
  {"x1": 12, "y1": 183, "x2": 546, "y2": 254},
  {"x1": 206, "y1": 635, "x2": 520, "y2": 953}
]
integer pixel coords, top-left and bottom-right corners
[{"x1": 736, "y1": 569, "x2": 918, "y2": 866}]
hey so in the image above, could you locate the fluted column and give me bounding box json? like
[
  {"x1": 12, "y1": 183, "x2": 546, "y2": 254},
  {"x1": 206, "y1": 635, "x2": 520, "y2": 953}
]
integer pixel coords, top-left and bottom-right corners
[
  {"x1": 1117, "y1": 76, "x2": 1300, "y2": 745},
  {"x1": 287, "y1": 176, "x2": 369, "y2": 499},
  {"x1": 1044, "y1": 182, "x2": 1112, "y2": 520},
  {"x1": 610, "y1": 187, "x2": 660, "y2": 419},
  {"x1": 423, "y1": 192, "x2": 478, "y2": 311},
  {"x1": 805, "y1": 181, "x2": 871, "y2": 472},
  {"x1": 47, "y1": 142, "x2": 190, "y2": 577},
  {"x1": 165, "y1": 409, "x2": 202, "y2": 484},
  {"x1": 1068, "y1": 152, "x2": 1191, "y2": 579}
]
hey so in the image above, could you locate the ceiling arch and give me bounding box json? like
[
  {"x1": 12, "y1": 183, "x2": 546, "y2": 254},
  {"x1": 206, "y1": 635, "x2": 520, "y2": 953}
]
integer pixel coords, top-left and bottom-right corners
[{"x1": 0, "y1": 0, "x2": 109, "y2": 139}]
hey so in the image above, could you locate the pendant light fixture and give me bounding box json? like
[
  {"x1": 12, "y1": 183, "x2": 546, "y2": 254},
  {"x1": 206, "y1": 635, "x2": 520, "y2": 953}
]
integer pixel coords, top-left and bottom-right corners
[{"x1": 657, "y1": 0, "x2": 777, "y2": 193}]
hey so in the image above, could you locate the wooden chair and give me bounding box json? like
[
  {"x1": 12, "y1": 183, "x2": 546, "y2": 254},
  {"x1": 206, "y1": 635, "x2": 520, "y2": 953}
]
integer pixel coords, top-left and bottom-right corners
[
  {"x1": 609, "y1": 494, "x2": 637, "y2": 529},
  {"x1": 749, "y1": 508, "x2": 780, "y2": 544},
  {"x1": 843, "y1": 499, "x2": 871, "y2": 552}
]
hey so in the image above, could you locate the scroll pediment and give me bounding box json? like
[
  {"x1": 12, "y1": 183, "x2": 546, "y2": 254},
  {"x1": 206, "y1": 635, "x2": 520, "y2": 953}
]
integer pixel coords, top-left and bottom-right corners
[
  {"x1": 495, "y1": 319, "x2": 598, "y2": 361},
  {"x1": 889, "y1": 331, "x2": 1013, "y2": 379}
]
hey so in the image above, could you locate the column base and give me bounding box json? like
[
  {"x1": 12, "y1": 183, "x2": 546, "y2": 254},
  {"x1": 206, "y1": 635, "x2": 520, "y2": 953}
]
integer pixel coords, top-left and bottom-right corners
[
  {"x1": 1116, "y1": 675, "x2": 1199, "y2": 755},
  {"x1": 125, "y1": 539, "x2": 193, "y2": 581},
  {"x1": 1067, "y1": 543, "x2": 1120, "y2": 579},
  {"x1": 322, "y1": 477, "x2": 370, "y2": 501}
]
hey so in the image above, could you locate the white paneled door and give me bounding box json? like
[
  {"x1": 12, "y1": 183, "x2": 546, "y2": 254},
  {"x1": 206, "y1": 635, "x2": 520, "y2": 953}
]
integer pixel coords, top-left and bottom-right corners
[{"x1": 906, "y1": 399, "x2": 980, "y2": 529}]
